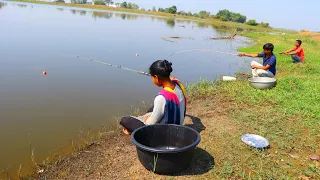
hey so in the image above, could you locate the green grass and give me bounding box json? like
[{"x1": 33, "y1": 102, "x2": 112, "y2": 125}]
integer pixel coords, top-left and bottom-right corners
[{"x1": 188, "y1": 32, "x2": 320, "y2": 179}]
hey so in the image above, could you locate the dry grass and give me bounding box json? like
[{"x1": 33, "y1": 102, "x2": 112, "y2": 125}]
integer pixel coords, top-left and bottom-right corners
[{"x1": 298, "y1": 31, "x2": 320, "y2": 42}]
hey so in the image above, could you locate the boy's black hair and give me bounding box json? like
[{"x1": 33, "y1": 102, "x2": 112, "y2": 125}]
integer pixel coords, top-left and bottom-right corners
[
  {"x1": 149, "y1": 60, "x2": 173, "y2": 78},
  {"x1": 296, "y1": 39, "x2": 302, "y2": 45},
  {"x1": 263, "y1": 43, "x2": 274, "y2": 52}
]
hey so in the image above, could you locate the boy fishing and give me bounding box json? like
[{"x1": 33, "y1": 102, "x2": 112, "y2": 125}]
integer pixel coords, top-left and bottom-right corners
[
  {"x1": 238, "y1": 43, "x2": 276, "y2": 77},
  {"x1": 120, "y1": 60, "x2": 187, "y2": 135},
  {"x1": 280, "y1": 40, "x2": 305, "y2": 63}
]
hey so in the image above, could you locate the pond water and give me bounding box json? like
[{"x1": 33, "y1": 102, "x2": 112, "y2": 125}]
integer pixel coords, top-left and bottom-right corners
[{"x1": 0, "y1": 0, "x2": 250, "y2": 176}]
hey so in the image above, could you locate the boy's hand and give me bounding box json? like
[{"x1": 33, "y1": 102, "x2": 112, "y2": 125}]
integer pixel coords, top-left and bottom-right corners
[
  {"x1": 142, "y1": 115, "x2": 149, "y2": 121},
  {"x1": 279, "y1": 52, "x2": 284, "y2": 54},
  {"x1": 238, "y1": 53, "x2": 246, "y2": 57},
  {"x1": 251, "y1": 65, "x2": 257, "y2": 69}
]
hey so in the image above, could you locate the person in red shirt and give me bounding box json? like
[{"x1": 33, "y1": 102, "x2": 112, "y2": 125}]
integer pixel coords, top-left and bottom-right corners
[{"x1": 280, "y1": 40, "x2": 305, "y2": 63}]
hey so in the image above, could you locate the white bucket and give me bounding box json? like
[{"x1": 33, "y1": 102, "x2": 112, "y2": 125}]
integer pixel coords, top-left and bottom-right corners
[{"x1": 222, "y1": 76, "x2": 236, "y2": 81}]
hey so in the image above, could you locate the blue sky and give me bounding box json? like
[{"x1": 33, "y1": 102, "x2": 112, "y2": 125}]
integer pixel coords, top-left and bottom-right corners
[{"x1": 118, "y1": 0, "x2": 319, "y2": 31}]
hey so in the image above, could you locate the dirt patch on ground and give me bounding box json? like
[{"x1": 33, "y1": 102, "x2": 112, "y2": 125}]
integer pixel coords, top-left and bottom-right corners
[
  {"x1": 33, "y1": 93, "x2": 238, "y2": 179},
  {"x1": 298, "y1": 31, "x2": 320, "y2": 42},
  {"x1": 37, "y1": 132, "x2": 136, "y2": 179}
]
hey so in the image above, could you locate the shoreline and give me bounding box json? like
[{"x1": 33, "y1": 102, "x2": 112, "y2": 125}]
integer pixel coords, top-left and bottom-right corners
[{"x1": 8, "y1": 0, "x2": 275, "y2": 32}]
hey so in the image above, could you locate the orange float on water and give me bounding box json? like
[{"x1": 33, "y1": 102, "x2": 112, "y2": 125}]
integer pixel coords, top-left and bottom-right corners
[
  {"x1": 43, "y1": 71, "x2": 47, "y2": 76},
  {"x1": 136, "y1": 54, "x2": 139, "y2": 57}
]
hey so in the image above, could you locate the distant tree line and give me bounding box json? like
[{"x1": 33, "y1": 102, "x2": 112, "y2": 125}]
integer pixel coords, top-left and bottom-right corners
[
  {"x1": 69, "y1": 0, "x2": 114, "y2": 5},
  {"x1": 52, "y1": 1, "x2": 270, "y2": 27},
  {"x1": 152, "y1": 5, "x2": 269, "y2": 27},
  {"x1": 54, "y1": 0, "x2": 65, "y2": 3},
  {"x1": 157, "y1": 5, "x2": 177, "y2": 14},
  {"x1": 215, "y1": 9, "x2": 246, "y2": 23},
  {"x1": 70, "y1": 0, "x2": 87, "y2": 4},
  {"x1": 119, "y1": 2, "x2": 139, "y2": 10},
  {"x1": 93, "y1": 0, "x2": 105, "y2": 5}
]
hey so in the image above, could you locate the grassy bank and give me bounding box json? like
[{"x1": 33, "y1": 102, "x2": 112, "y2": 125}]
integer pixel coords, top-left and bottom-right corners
[
  {"x1": 185, "y1": 31, "x2": 320, "y2": 179},
  {"x1": 10, "y1": 0, "x2": 277, "y2": 32},
  {"x1": 22, "y1": 31, "x2": 320, "y2": 179}
]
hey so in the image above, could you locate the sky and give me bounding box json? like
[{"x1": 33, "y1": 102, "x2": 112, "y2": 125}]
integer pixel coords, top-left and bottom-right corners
[{"x1": 117, "y1": 0, "x2": 320, "y2": 31}]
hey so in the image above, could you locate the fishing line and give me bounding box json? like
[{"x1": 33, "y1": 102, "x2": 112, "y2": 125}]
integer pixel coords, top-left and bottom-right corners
[
  {"x1": 167, "y1": 49, "x2": 239, "y2": 57},
  {"x1": 69, "y1": 49, "x2": 239, "y2": 76},
  {"x1": 68, "y1": 54, "x2": 151, "y2": 76}
]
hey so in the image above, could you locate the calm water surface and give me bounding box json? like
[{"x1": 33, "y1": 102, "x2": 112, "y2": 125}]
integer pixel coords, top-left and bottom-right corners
[{"x1": 0, "y1": 0, "x2": 250, "y2": 175}]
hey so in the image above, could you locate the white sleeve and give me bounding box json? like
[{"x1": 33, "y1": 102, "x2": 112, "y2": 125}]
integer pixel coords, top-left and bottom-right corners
[{"x1": 145, "y1": 95, "x2": 166, "y2": 125}]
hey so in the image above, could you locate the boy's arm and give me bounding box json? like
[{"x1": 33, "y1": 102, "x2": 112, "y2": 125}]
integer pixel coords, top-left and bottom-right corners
[
  {"x1": 280, "y1": 48, "x2": 295, "y2": 54},
  {"x1": 252, "y1": 64, "x2": 271, "y2": 70},
  {"x1": 145, "y1": 96, "x2": 165, "y2": 125},
  {"x1": 238, "y1": 53, "x2": 259, "y2": 58},
  {"x1": 285, "y1": 51, "x2": 298, "y2": 55},
  {"x1": 285, "y1": 47, "x2": 301, "y2": 55},
  {"x1": 252, "y1": 56, "x2": 275, "y2": 70}
]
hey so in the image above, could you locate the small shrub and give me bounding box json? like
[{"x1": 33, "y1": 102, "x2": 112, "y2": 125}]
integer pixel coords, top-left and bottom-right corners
[
  {"x1": 247, "y1": 19, "x2": 258, "y2": 26},
  {"x1": 260, "y1": 22, "x2": 270, "y2": 28},
  {"x1": 93, "y1": 0, "x2": 105, "y2": 5}
]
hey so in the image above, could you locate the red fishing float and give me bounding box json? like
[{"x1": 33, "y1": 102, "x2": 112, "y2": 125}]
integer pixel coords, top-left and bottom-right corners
[{"x1": 43, "y1": 71, "x2": 47, "y2": 76}]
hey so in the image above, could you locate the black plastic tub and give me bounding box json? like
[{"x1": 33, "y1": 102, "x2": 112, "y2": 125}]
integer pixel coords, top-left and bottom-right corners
[{"x1": 131, "y1": 124, "x2": 201, "y2": 174}]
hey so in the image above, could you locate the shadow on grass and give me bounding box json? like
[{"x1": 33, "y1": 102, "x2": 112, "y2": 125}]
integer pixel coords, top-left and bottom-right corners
[
  {"x1": 174, "y1": 115, "x2": 212, "y2": 176},
  {"x1": 185, "y1": 114, "x2": 206, "y2": 133},
  {"x1": 173, "y1": 147, "x2": 214, "y2": 176}
]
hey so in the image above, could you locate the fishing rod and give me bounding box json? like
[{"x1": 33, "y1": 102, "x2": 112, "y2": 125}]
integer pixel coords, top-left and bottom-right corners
[
  {"x1": 168, "y1": 49, "x2": 239, "y2": 57},
  {"x1": 69, "y1": 49, "x2": 238, "y2": 75},
  {"x1": 68, "y1": 54, "x2": 151, "y2": 76}
]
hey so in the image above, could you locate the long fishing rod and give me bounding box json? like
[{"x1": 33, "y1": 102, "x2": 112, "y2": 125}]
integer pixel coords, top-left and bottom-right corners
[
  {"x1": 168, "y1": 49, "x2": 239, "y2": 57},
  {"x1": 68, "y1": 54, "x2": 151, "y2": 76}
]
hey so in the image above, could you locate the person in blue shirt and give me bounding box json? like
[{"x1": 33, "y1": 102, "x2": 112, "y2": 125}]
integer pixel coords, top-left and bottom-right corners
[{"x1": 238, "y1": 43, "x2": 276, "y2": 77}]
